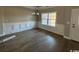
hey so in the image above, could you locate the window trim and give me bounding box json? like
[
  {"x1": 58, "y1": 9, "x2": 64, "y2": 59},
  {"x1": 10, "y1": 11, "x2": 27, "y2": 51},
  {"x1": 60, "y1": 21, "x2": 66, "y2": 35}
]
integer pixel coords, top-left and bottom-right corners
[{"x1": 41, "y1": 11, "x2": 57, "y2": 27}]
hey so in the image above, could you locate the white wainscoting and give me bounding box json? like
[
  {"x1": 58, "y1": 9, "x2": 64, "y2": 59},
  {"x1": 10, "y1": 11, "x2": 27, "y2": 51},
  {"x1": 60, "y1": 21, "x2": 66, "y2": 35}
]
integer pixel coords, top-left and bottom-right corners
[
  {"x1": 3, "y1": 21, "x2": 36, "y2": 35},
  {"x1": 0, "y1": 34, "x2": 5, "y2": 37},
  {"x1": 38, "y1": 24, "x2": 64, "y2": 36}
]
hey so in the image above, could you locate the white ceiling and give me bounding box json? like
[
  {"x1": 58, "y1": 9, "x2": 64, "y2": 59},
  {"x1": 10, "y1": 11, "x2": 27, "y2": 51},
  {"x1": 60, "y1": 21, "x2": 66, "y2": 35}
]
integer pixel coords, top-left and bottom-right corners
[
  {"x1": 23, "y1": 6, "x2": 36, "y2": 9},
  {"x1": 23, "y1": 6, "x2": 55, "y2": 10}
]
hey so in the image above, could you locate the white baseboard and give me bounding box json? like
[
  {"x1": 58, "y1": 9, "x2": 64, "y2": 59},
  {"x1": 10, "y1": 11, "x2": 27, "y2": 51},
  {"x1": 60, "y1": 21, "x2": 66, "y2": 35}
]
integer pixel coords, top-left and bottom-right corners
[
  {"x1": 0, "y1": 35, "x2": 16, "y2": 43},
  {"x1": 64, "y1": 36, "x2": 71, "y2": 40}
]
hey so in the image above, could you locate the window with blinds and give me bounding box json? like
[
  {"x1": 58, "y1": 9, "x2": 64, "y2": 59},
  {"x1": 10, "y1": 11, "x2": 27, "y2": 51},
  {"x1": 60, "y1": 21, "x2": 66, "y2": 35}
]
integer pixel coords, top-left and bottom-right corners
[{"x1": 41, "y1": 12, "x2": 57, "y2": 27}]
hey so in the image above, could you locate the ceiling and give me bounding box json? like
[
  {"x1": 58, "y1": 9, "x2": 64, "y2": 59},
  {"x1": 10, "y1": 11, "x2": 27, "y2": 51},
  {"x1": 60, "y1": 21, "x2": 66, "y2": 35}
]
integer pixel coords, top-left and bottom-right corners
[
  {"x1": 23, "y1": 6, "x2": 36, "y2": 9},
  {"x1": 23, "y1": 6, "x2": 55, "y2": 10}
]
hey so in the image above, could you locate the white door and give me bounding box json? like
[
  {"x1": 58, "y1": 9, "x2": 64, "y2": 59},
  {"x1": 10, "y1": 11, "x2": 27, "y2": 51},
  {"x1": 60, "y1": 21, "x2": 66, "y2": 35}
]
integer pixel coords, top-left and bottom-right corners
[{"x1": 70, "y1": 9, "x2": 79, "y2": 42}]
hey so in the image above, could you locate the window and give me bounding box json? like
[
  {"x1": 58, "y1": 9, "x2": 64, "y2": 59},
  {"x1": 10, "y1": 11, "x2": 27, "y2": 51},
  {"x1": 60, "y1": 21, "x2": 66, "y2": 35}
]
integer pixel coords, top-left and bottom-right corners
[
  {"x1": 41, "y1": 13, "x2": 48, "y2": 25},
  {"x1": 41, "y1": 12, "x2": 56, "y2": 27},
  {"x1": 48, "y1": 12, "x2": 56, "y2": 26}
]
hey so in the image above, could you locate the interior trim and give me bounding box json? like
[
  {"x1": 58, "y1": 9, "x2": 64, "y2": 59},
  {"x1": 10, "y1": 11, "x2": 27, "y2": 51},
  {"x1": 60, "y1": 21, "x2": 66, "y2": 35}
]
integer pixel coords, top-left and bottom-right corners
[
  {"x1": 63, "y1": 36, "x2": 71, "y2": 40},
  {"x1": 0, "y1": 35, "x2": 16, "y2": 43},
  {"x1": 37, "y1": 28, "x2": 63, "y2": 38}
]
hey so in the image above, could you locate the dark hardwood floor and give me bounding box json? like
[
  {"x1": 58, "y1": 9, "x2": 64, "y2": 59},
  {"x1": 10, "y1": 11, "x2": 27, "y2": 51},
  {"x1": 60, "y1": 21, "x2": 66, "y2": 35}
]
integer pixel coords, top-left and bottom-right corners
[{"x1": 0, "y1": 29, "x2": 79, "y2": 52}]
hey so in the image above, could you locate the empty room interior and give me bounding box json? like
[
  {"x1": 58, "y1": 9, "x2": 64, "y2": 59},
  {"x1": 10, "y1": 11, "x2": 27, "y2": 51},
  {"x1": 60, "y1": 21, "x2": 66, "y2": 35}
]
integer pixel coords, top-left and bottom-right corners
[{"x1": 0, "y1": 6, "x2": 79, "y2": 52}]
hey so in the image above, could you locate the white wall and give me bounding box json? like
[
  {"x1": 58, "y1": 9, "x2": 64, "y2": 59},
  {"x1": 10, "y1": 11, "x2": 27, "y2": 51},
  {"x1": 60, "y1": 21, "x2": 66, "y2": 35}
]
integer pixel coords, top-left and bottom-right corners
[
  {"x1": 0, "y1": 19, "x2": 3, "y2": 36},
  {"x1": 38, "y1": 23, "x2": 64, "y2": 35},
  {"x1": 3, "y1": 21, "x2": 36, "y2": 35}
]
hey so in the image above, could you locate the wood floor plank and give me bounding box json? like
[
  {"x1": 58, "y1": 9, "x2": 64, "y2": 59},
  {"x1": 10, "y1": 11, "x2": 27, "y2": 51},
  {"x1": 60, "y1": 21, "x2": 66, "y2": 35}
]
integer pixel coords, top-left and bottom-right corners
[{"x1": 0, "y1": 29, "x2": 79, "y2": 52}]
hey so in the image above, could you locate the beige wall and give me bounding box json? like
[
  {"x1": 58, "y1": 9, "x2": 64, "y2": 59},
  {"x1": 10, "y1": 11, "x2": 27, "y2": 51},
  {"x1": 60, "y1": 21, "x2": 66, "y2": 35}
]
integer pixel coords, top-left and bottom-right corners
[
  {"x1": 38, "y1": 7, "x2": 65, "y2": 36},
  {"x1": 0, "y1": 7, "x2": 3, "y2": 35},
  {"x1": 38, "y1": 6, "x2": 79, "y2": 37},
  {"x1": 4, "y1": 7, "x2": 35, "y2": 23},
  {"x1": 1, "y1": 6, "x2": 79, "y2": 38},
  {"x1": 0, "y1": 7, "x2": 36, "y2": 36}
]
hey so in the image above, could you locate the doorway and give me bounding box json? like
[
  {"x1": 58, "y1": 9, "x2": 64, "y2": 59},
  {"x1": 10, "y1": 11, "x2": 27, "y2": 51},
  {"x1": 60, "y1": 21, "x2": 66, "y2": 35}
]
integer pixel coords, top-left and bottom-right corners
[{"x1": 70, "y1": 9, "x2": 79, "y2": 42}]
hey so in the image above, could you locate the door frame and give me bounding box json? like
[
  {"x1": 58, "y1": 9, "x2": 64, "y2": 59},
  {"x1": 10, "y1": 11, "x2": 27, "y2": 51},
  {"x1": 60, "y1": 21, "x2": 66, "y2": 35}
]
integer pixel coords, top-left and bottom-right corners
[{"x1": 69, "y1": 8, "x2": 79, "y2": 42}]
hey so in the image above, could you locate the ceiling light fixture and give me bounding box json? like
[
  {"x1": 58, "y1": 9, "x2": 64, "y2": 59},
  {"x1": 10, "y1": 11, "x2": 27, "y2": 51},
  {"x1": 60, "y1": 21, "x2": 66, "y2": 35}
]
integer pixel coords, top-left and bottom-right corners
[
  {"x1": 32, "y1": 12, "x2": 39, "y2": 15},
  {"x1": 32, "y1": 6, "x2": 40, "y2": 15}
]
